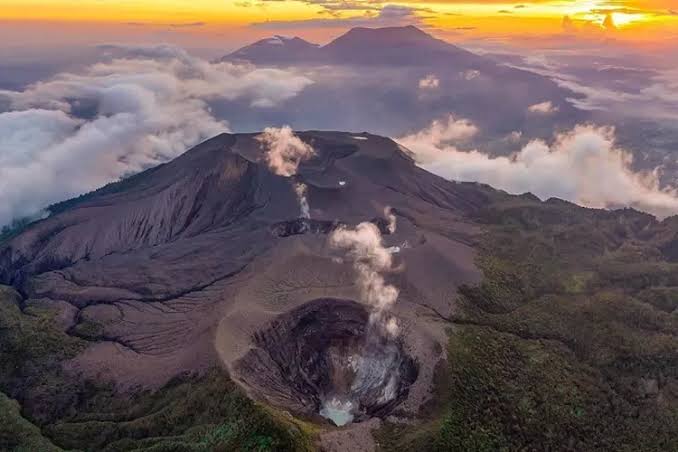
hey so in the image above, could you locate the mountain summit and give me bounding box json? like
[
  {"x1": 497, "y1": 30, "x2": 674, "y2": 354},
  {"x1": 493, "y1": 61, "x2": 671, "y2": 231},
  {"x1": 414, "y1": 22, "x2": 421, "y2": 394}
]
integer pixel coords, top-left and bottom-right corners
[
  {"x1": 225, "y1": 25, "x2": 480, "y2": 66},
  {"x1": 226, "y1": 35, "x2": 321, "y2": 64}
]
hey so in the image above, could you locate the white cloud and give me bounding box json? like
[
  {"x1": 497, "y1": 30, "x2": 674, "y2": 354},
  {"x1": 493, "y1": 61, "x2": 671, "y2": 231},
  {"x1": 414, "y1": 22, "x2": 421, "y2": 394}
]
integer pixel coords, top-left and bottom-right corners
[
  {"x1": 418, "y1": 74, "x2": 440, "y2": 89},
  {"x1": 461, "y1": 69, "x2": 480, "y2": 80},
  {"x1": 403, "y1": 115, "x2": 478, "y2": 147},
  {"x1": 528, "y1": 100, "x2": 559, "y2": 114},
  {"x1": 504, "y1": 130, "x2": 523, "y2": 143},
  {"x1": 398, "y1": 117, "x2": 678, "y2": 219},
  {"x1": 251, "y1": 4, "x2": 425, "y2": 29},
  {"x1": 0, "y1": 46, "x2": 313, "y2": 227}
]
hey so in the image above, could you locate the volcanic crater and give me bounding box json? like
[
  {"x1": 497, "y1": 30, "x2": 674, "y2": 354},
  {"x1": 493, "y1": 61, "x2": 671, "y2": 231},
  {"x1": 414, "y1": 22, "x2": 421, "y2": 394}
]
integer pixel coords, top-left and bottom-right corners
[{"x1": 234, "y1": 298, "x2": 419, "y2": 426}]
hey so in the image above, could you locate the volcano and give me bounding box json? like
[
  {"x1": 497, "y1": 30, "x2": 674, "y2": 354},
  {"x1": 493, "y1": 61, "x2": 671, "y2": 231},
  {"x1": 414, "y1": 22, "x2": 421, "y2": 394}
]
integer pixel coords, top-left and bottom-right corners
[
  {"x1": 0, "y1": 131, "x2": 484, "y2": 437},
  {"x1": 1, "y1": 131, "x2": 677, "y2": 451}
]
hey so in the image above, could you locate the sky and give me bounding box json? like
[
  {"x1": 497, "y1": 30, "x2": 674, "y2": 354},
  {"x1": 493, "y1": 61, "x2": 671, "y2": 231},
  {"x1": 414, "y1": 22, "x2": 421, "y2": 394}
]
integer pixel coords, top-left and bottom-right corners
[
  {"x1": 1, "y1": 1, "x2": 677, "y2": 54},
  {"x1": 1, "y1": 0, "x2": 678, "y2": 226}
]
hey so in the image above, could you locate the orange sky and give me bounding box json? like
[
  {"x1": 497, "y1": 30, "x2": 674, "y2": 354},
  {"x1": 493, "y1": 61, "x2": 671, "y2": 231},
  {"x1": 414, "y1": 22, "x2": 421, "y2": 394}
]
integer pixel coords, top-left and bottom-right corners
[{"x1": 1, "y1": 1, "x2": 677, "y2": 50}]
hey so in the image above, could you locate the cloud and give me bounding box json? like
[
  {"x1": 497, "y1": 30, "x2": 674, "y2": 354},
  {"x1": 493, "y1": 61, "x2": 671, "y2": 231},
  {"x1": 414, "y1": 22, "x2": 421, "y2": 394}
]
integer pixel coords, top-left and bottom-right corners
[
  {"x1": 401, "y1": 115, "x2": 478, "y2": 145},
  {"x1": 528, "y1": 100, "x2": 559, "y2": 114},
  {"x1": 398, "y1": 117, "x2": 678, "y2": 219},
  {"x1": 504, "y1": 130, "x2": 523, "y2": 143},
  {"x1": 168, "y1": 22, "x2": 206, "y2": 28},
  {"x1": 257, "y1": 125, "x2": 316, "y2": 177},
  {"x1": 640, "y1": 68, "x2": 678, "y2": 103},
  {"x1": 461, "y1": 69, "x2": 480, "y2": 80},
  {"x1": 251, "y1": 4, "x2": 427, "y2": 29},
  {"x1": 418, "y1": 74, "x2": 440, "y2": 89},
  {"x1": 543, "y1": 67, "x2": 678, "y2": 121},
  {"x1": 0, "y1": 46, "x2": 313, "y2": 227}
]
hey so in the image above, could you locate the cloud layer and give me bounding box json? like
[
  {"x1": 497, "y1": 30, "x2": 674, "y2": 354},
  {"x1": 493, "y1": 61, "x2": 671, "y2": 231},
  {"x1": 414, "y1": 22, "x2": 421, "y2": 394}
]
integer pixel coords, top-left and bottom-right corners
[
  {"x1": 0, "y1": 46, "x2": 312, "y2": 227},
  {"x1": 398, "y1": 116, "x2": 678, "y2": 219},
  {"x1": 251, "y1": 4, "x2": 426, "y2": 29}
]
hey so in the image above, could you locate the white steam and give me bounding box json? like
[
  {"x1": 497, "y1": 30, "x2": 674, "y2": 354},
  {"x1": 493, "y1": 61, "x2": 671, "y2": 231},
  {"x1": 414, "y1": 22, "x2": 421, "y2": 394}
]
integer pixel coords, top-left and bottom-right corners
[
  {"x1": 256, "y1": 126, "x2": 317, "y2": 219},
  {"x1": 294, "y1": 182, "x2": 311, "y2": 219},
  {"x1": 319, "y1": 397, "x2": 355, "y2": 426},
  {"x1": 330, "y1": 215, "x2": 400, "y2": 336},
  {"x1": 257, "y1": 126, "x2": 316, "y2": 177},
  {"x1": 0, "y1": 46, "x2": 313, "y2": 227},
  {"x1": 384, "y1": 206, "x2": 397, "y2": 234},
  {"x1": 398, "y1": 116, "x2": 678, "y2": 219}
]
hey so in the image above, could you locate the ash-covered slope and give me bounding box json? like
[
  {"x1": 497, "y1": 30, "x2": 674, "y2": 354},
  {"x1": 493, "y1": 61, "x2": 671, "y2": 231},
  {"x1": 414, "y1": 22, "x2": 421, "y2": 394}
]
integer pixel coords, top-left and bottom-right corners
[
  {"x1": 0, "y1": 131, "x2": 486, "y2": 414},
  {"x1": 0, "y1": 131, "x2": 486, "y2": 291}
]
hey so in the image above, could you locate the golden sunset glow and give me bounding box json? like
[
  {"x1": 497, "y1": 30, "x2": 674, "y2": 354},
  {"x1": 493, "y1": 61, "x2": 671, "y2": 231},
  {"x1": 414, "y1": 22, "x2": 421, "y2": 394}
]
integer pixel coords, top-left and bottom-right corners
[
  {"x1": 1, "y1": 0, "x2": 676, "y2": 46},
  {"x1": 610, "y1": 12, "x2": 647, "y2": 27}
]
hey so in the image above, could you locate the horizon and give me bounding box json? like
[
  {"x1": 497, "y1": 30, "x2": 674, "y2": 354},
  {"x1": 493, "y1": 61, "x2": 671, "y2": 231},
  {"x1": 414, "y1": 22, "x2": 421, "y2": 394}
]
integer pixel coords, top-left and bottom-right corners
[{"x1": 3, "y1": 1, "x2": 678, "y2": 56}]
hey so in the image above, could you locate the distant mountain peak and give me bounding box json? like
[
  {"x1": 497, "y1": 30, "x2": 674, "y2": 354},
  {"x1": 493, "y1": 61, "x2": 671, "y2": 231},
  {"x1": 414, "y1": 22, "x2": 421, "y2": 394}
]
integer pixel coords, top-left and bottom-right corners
[
  {"x1": 225, "y1": 35, "x2": 321, "y2": 63},
  {"x1": 224, "y1": 24, "x2": 479, "y2": 66},
  {"x1": 321, "y1": 24, "x2": 474, "y2": 65},
  {"x1": 344, "y1": 25, "x2": 431, "y2": 38},
  {"x1": 328, "y1": 25, "x2": 439, "y2": 47}
]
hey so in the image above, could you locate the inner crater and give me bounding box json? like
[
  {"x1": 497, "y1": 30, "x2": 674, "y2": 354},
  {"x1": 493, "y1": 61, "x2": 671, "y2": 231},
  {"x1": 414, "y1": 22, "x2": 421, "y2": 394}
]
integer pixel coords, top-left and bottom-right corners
[{"x1": 234, "y1": 298, "x2": 419, "y2": 426}]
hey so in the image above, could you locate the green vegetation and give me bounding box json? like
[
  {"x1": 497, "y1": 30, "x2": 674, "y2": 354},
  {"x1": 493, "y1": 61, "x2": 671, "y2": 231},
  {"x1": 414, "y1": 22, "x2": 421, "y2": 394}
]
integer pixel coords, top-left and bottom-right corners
[
  {"x1": 0, "y1": 285, "x2": 314, "y2": 452},
  {"x1": 377, "y1": 198, "x2": 678, "y2": 452},
  {"x1": 0, "y1": 217, "x2": 38, "y2": 245},
  {"x1": 0, "y1": 392, "x2": 63, "y2": 452},
  {"x1": 46, "y1": 371, "x2": 315, "y2": 452},
  {"x1": 0, "y1": 287, "x2": 84, "y2": 414}
]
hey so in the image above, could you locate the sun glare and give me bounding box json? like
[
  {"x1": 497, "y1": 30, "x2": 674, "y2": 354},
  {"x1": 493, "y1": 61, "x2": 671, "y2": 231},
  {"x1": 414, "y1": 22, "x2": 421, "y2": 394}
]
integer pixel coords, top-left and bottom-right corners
[{"x1": 611, "y1": 12, "x2": 646, "y2": 27}]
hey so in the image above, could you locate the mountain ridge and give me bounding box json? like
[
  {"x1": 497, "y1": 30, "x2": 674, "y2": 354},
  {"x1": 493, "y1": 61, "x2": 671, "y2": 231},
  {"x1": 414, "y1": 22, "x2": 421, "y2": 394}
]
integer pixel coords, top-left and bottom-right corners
[{"x1": 224, "y1": 25, "x2": 482, "y2": 66}]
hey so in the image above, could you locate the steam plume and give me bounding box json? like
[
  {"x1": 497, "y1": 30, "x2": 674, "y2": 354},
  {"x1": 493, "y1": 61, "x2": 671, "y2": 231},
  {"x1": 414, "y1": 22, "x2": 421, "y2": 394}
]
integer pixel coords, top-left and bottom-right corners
[
  {"x1": 330, "y1": 214, "x2": 400, "y2": 336},
  {"x1": 257, "y1": 126, "x2": 315, "y2": 177},
  {"x1": 257, "y1": 126, "x2": 316, "y2": 219},
  {"x1": 384, "y1": 206, "x2": 396, "y2": 234},
  {"x1": 294, "y1": 182, "x2": 311, "y2": 219}
]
